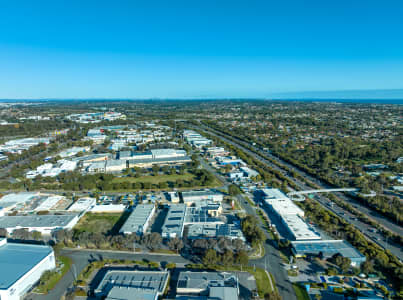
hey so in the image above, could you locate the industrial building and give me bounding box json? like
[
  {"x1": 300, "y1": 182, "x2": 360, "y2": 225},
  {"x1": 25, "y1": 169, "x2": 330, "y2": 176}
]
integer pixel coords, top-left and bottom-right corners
[
  {"x1": 262, "y1": 188, "x2": 320, "y2": 241},
  {"x1": 216, "y1": 156, "x2": 246, "y2": 167},
  {"x1": 119, "y1": 204, "x2": 156, "y2": 235},
  {"x1": 0, "y1": 238, "x2": 56, "y2": 300},
  {"x1": 58, "y1": 146, "x2": 89, "y2": 158},
  {"x1": 181, "y1": 190, "x2": 224, "y2": 206},
  {"x1": 0, "y1": 137, "x2": 51, "y2": 154},
  {"x1": 183, "y1": 130, "x2": 213, "y2": 148},
  {"x1": 292, "y1": 240, "x2": 366, "y2": 267},
  {"x1": 161, "y1": 204, "x2": 187, "y2": 239},
  {"x1": 0, "y1": 214, "x2": 80, "y2": 235},
  {"x1": 127, "y1": 155, "x2": 191, "y2": 168},
  {"x1": 205, "y1": 147, "x2": 229, "y2": 157},
  {"x1": 184, "y1": 206, "x2": 224, "y2": 225},
  {"x1": 176, "y1": 271, "x2": 239, "y2": 300},
  {"x1": 281, "y1": 214, "x2": 321, "y2": 241},
  {"x1": 94, "y1": 270, "x2": 169, "y2": 300},
  {"x1": 90, "y1": 204, "x2": 126, "y2": 213},
  {"x1": 0, "y1": 192, "x2": 40, "y2": 212},
  {"x1": 68, "y1": 197, "x2": 96, "y2": 212},
  {"x1": 187, "y1": 223, "x2": 245, "y2": 241}
]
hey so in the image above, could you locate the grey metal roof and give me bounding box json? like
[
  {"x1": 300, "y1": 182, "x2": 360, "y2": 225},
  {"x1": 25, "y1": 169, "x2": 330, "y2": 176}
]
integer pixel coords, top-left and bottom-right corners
[
  {"x1": 0, "y1": 214, "x2": 77, "y2": 228},
  {"x1": 177, "y1": 271, "x2": 237, "y2": 290},
  {"x1": 119, "y1": 204, "x2": 154, "y2": 234},
  {"x1": 292, "y1": 240, "x2": 366, "y2": 262},
  {"x1": 0, "y1": 240, "x2": 53, "y2": 289},
  {"x1": 181, "y1": 190, "x2": 222, "y2": 198},
  {"x1": 161, "y1": 204, "x2": 186, "y2": 238},
  {"x1": 95, "y1": 270, "x2": 169, "y2": 296},
  {"x1": 128, "y1": 156, "x2": 191, "y2": 164}
]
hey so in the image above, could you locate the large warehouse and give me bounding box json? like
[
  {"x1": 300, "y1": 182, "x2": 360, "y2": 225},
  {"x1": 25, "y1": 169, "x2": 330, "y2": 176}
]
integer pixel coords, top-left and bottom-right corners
[
  {"x1": 0, "y1": 238, "x2": 56, "y2": 300},
  {"x1": 292, "y1": 240, "x2": 366, "y2": 267}
]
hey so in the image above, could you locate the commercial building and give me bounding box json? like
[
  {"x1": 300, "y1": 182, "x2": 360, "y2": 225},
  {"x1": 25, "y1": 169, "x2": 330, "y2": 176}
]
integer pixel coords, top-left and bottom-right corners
[
  {"x1": 292, "y1": 240, "x2": 366, "y2": 267},
  {"x1": 34, "y1": 195, "x2": 66, "y2": 212},
  {"x1": 161, "y1": 204, "x2": 187, "y2": 239},
  {"x1": 79, "y1": 153, "x2": 112, "y2": 166},
  {"x1": 105, "y1": 159, "x2": 127, "y2": 172},
  {"x1": 184, "y1": 205, "x2": 224, "y2": 224},
  {"x1": 150, "y1": 148, "x2": 186, "y2": 159},
  {"x1": 94, "y1": 270, "x2": 169, "y2": 300},
  {"x1": 176, "y1": 271, "x2": 238, "y2": 300},
  {"x1": 68, "y1": 197, "x2": 96, "y2": 212},
  {"x1": 205, "y1": 147, "x2": 229, "y2": 157},
  {"x1": 167, "y1": 192, "x2": 180, "y2": 203},
  {"x1": 187, "y1": 223, "x2": 245, "y2": 241},
  {"x1": 0, "y1": 192, "x2": 40, "y2": 212},
  {"x1": 0, "y1": 137, "x2": 51, "y2": 154},
  {"x1": 0, "y1": 214, "x2": 80, "y2": 235},
  {"x1": 181, "y1": 190, "x2": 223, "y2": 206},
  {"x1": 281, "y1": 214, "x2": 321, "y2": 241},
  {"x1": 262, "y1": 188, "x2": 304, "y2": 217},
  {"x1": 119, "y1": 204, "x2": 156, "y2": 235},
  {"x1": 183, "y1": 130, "x2": 212, "y2": 148},
  {"x1": 0, "y1": 238, "x2": 56, "y2": 300},
  {"x1": 128, "y1": 156, "x2": 191, "y2": 168},
  {"x1": 91, "y1": 204, "x2": 126, "y2": 213},
  {"x1": 58, "y1": 146, "x2": 89, "y2": 158},
  {"x1": 262, "y1": 188, "x2": 320, "y2": 241},
  {"x1": 216, "y1": 156, "x2": 246, "y2": 167},
  {"x1": 240, "y1": 166, "x2": 259, "y2": 178}
]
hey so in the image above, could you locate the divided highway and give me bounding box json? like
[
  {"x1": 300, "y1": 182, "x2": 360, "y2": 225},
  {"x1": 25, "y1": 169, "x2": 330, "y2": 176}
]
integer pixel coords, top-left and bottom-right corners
[{"x1": 193, "y1": 124, "x2": 403, "y2": 261}]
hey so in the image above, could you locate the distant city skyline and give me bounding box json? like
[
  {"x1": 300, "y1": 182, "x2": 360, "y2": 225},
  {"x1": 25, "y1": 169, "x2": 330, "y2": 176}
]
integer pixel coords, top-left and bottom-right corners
[{"x1": 0, "y1": 0, "x2": 402, "y2": 98}]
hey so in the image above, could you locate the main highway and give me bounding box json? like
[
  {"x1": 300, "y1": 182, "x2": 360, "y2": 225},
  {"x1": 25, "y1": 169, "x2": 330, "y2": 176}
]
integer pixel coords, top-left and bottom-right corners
[
  {"x1": 192, "y1": 124, "x2": 403, "y2": 261},
  {"x1": 199, "y1": 156, "x2": 297, "y2": 300}
]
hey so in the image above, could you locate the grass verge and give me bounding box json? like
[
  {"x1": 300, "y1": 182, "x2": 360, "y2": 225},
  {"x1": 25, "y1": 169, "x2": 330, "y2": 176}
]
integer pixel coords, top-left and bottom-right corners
[
  {"x1": 293, "y1": 283, "x2": 310, "y2": 300},
  {"x1": 35, "y1": 256, "x2": 72, "y2": 294}
]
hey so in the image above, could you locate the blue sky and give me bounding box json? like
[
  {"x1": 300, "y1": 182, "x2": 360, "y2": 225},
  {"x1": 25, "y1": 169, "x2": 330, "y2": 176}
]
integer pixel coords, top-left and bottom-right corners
[{"x1": 0, "y1": 0, "x2": 402, "y2": 99}]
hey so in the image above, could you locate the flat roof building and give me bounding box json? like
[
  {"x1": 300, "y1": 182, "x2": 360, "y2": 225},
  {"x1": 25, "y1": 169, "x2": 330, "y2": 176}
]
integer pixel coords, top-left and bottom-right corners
[
  {"x1": 128, "y1": 156, "x2": 191, "y2": 168},
  {"x1": 187, "y1": 223, "x2": 245, "y2": 241},
  {"x1": 119, "y1": 204, "x2": 156, "y2": 235},
  {"x1": 281, "y1": 214, "x2": 321, "y2": 241},
  {"x1": 292, "y1": 240, "x2": 366, "y2": 267},
  {"x1": 0, "y1": 214, "x2": 80, "y2": 235},
  {"x1": 161, "y1": 204, "x2": 186, "y2": 239},
  {"x1": 0, "y1": 239, "x2": 56, "y2": 300},
  {"x1": 181, "y1": 190, "x2": 223, "y2": 206},
  {"x1": 68, "y1": 197, "x2": 96, "y2": 212},
  {"x1": 94, "y1": 270, "x2": 169, "y2": 300},
  {"x1": 0, "y1": 192, "x2": 40, "y2": 211},
  {"x1": 176, "y1": 271, "x2": 238, "y2": 300}
]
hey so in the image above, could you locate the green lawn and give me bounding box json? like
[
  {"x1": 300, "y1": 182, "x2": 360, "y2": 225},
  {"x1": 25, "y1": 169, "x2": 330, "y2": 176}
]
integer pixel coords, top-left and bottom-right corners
[
  {"x1": 73, "y1": 212, "x2": 123, "y2": 234},
  {"x1": 35, "y1": 256, "x2": 72, "y2": 294},
  {"x1": 112, "y1": 172, "x2": 195, "y2": 184},
  {"x1": 293, "y1": 283, "x2": 311, "y2": 300}
]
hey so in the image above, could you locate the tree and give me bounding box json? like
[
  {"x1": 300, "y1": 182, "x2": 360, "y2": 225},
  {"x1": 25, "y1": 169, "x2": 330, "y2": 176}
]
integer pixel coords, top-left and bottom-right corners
[
  {"x1": 167, "y1": 237, "x2": 184, "y2": 253},
  {"x1": 0, "y1": 228, "x2": 7, "y2": 238},
  {"x1": 264, "y1": 291, "x2": 282, "y2": 300},
  {"x1": 203, "y1": 249, "x2": 218, "y2": 265},
  {"x1": 141, "y1": 232, "x2": 162, "y2": 250},
  {"x1": 361, "y1": 260, "x2": 374, "y2": 274},
  {"x1": 235, "y1": 250, "x2": 249, "y2": 266},
  {"x1": 221, "y1": 249, "x2": 234, "y2": 266},
  {"x1": 228, "y1": 184, "x2": 241, "y2": 196},
  {"x1": 31, "y1": 231, "x2": 42, "y2": 240}
]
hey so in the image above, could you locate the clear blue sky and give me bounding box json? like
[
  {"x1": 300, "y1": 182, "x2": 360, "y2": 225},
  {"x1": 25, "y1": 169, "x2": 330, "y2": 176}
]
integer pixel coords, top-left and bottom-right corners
[{"x1": 0, "y1": 0, "x2": 402, "y2": 99}]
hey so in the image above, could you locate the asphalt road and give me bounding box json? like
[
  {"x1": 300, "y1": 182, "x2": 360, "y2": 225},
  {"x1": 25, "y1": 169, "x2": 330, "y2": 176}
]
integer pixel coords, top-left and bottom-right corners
[
  {"x1": 237, "y1": 193, "x2": 297, "y2": 300},
  {"x1": 194, "y1": 124, "x2": 403, "y2": 261},
  {"x1": 26, "y1": 249, "x2": 190, "y2": 300}
]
